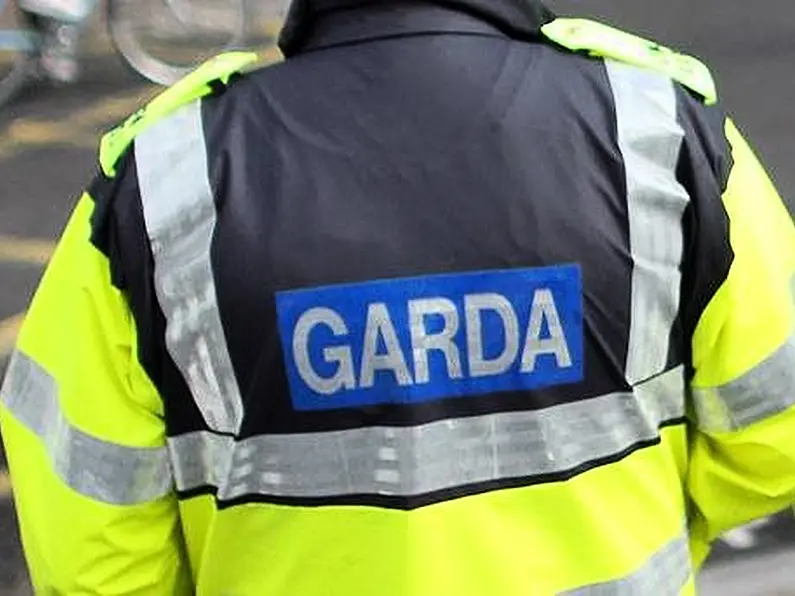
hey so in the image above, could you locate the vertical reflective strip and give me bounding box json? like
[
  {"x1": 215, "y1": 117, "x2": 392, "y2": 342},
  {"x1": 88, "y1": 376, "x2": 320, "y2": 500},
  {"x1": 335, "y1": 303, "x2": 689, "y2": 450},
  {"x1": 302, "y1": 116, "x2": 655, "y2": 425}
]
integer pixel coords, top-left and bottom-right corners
[
  {"x1": 0, "y1": 351, "x2": 172, "y2": 504},
  {"x1": 135, "y1": 101, "x2": 244, "y2": 435},
  {"x1": 565, "y1": 530, "x2": 691, "y2": 595},
  {"x1": 606, "y1": 61, "x2": 689, "y2": 385}
]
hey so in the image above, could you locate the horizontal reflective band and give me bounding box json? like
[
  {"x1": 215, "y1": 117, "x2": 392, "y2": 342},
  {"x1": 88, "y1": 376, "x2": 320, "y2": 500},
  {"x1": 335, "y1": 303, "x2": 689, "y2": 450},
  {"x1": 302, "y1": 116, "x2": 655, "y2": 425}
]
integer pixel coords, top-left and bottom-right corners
[
  {"x1": 171, "y1": 367, "x2": 685, "y2": 503},
  {"x1": 607, "y1": 60, "x2": 689, "y2": 385},
  {"x1": 564, "y1": 530, "x2": 691, "y2": 595},
  {"x1": 0, "y1": 351, "x2": 173, "y2": 505},
  {"x1": 692, "y1": 332, "x2": 795, "y2": 432}
]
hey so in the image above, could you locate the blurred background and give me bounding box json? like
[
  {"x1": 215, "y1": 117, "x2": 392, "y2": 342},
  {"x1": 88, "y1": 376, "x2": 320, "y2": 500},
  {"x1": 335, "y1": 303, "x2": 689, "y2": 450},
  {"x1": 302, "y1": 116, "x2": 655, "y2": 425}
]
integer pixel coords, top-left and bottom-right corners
[{"x1": 0, "y1": 0, "x2": 793, "y2": 594}]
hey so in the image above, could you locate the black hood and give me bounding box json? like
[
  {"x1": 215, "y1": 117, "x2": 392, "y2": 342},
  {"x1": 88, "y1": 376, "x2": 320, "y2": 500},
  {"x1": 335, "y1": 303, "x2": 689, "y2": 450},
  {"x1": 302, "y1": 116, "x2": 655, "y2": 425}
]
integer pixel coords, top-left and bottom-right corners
[{"x1": 278, "y1": 0, "x2": 556, "y2": 56}]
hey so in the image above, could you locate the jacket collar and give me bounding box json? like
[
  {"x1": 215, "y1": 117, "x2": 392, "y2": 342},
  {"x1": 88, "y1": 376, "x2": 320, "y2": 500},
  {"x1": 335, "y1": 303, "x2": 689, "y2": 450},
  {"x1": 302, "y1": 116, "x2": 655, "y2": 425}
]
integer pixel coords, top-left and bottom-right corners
[{"x1": 278, "y1": 0, "x2": 557, "y2": 56}]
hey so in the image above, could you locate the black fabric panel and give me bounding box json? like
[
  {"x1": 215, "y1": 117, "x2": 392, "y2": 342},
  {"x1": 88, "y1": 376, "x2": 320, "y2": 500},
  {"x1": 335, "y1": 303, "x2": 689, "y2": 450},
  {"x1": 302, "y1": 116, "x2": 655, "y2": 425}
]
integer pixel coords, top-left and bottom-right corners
[
  {"x1": 203, "y1": 29, "x2": 633, "y2": 437},
  {"x1": 673, "y1": 87, "x2": 734, "y2": 378},
  {"x1": 88, "y1": 2, "x2": 637, "y2": 441},
  {"x1": 88, "y1": 168, "x2": 124, "y2": 287}
]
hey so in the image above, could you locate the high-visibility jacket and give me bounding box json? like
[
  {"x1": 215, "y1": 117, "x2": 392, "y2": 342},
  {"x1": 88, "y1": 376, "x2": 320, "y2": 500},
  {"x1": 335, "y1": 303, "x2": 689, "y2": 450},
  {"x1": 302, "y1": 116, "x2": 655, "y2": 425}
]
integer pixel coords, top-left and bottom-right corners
[{"x1": 3, "y1": 1, "x2": 795, "y2": 594}]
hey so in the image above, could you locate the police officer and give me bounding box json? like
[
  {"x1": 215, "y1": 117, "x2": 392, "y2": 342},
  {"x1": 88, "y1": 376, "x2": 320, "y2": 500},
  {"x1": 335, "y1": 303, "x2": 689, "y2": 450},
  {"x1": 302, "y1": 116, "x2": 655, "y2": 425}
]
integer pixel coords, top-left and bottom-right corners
[{"x1": 3, "y1": 0, "x2": 795, "y2": 593}]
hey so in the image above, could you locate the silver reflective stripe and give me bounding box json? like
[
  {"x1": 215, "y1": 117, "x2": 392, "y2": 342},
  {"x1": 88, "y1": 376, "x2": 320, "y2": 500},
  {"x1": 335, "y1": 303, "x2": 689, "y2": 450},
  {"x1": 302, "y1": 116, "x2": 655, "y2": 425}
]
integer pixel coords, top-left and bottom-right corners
[
  {"x1": 135, "y1": 100, "x2": 244, "y2": 435},
  {"x1": 170, "y1": 366, "x2": 685, "y2": 500},
  {"x1": 606, "y1": 61, "x2": 689, "y2": 385},
  {"x1": 0, "y1": 351, "x2": 172, "y2": 505},
  {"x1": 564, "y1": 530, "x2": 691, "y2": 595},
  {"x1": 692, "y1": 332, "x2": 795, "y2": 432}
]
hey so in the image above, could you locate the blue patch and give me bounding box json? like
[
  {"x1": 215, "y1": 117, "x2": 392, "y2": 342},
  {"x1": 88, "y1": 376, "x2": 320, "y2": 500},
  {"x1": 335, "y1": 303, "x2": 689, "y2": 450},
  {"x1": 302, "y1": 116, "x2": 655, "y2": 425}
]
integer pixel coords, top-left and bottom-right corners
[{"x1": 276, "y1": 265, "x2": 584, "y2": 411}]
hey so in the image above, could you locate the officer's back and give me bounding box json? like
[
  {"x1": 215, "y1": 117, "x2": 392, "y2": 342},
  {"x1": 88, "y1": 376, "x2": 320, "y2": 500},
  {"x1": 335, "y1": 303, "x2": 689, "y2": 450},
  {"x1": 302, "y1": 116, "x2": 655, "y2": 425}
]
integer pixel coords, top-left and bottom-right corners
[
  {"x1": 6, "y1": 0, "x2": 795, "y2": 594},
  {"x1": 126, "y1": 1, "x2": 699, "y2": 590}
]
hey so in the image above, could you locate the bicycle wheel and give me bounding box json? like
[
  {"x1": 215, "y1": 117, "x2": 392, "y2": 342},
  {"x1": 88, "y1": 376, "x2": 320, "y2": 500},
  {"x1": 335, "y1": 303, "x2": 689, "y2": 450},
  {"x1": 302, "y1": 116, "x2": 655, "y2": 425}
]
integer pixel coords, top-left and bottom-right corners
[
  {"x1": 107, "y1": 0, "x2": 250, "y2": 86},
  {"x1": 0, "y1": 17, "x2": 41, "y2": 110}
]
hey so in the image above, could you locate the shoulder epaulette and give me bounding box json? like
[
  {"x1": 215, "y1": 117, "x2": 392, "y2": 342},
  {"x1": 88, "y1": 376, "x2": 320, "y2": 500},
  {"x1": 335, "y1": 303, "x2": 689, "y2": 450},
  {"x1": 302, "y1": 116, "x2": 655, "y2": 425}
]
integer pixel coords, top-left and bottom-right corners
[
  {"x1": 99, "y1": 51, "x2": 263, "y2": 177},
  {"x1": 541, "y1": 18, "x2": 717, "y2": 106}
]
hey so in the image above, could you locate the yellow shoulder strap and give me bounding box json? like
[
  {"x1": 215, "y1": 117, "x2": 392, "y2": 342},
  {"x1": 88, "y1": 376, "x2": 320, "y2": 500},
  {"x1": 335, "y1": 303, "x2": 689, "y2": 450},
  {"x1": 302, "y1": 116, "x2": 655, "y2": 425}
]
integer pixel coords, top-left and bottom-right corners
[
  {"x1": 541, "y1": 18, "x2": 717, "y2": 106},
  {"x1": 99, "y1": 51, "x2": 261, "y2": 177}
]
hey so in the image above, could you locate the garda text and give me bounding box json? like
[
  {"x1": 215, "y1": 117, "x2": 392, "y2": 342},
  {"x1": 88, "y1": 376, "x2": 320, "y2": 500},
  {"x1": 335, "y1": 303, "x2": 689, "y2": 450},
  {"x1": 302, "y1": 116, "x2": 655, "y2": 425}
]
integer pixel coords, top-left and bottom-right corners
[{"x1": 276, "y1": 265, "x2": 583, "y2": 410}]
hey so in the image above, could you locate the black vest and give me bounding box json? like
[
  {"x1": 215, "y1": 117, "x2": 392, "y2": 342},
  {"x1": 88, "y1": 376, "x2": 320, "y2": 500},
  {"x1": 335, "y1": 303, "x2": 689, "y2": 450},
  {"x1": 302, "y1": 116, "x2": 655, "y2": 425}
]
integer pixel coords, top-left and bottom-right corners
[{"x1": 90, "y1": 0, "x2": 732, "y2": 507}]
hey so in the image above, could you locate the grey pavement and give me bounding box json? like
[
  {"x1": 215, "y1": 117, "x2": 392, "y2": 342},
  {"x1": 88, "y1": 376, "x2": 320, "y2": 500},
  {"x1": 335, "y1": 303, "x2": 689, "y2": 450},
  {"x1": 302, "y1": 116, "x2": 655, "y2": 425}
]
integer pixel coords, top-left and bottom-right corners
[
  {"x1": 699, "y1": 549, "x2": 795, "y2": 596},
  {"x1": 1, "y1": 0, "x2": 795, "y2": 593}
]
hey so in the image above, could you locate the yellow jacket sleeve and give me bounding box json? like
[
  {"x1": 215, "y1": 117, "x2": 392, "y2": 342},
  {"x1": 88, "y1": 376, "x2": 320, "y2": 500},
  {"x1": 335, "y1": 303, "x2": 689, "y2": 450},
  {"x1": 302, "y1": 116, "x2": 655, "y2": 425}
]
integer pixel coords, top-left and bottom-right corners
[
  {"x1": 0, "y1": 193, "x2": 192, "y2": 594},
  {"x1": 686, "y1": 119, "x2": 795, "y2": 566}
]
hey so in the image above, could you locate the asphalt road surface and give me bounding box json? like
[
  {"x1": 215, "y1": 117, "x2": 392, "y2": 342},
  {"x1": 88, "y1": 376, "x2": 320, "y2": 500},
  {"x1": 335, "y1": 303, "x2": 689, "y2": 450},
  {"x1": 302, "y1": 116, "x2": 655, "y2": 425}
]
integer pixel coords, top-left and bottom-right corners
[{"x1": 1, "y1": 1, "x2": 794, "y2": 594}]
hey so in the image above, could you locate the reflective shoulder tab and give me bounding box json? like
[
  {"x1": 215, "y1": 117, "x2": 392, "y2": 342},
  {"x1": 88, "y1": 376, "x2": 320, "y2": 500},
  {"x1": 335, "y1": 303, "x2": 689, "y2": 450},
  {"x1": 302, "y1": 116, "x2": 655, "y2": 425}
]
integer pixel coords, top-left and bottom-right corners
[
  {"x1": 541, "y1": 18, "x2": 717, "y2": 106},
  {"x1": 99, "y1": 51, "x2": 261, "y2": 177}
]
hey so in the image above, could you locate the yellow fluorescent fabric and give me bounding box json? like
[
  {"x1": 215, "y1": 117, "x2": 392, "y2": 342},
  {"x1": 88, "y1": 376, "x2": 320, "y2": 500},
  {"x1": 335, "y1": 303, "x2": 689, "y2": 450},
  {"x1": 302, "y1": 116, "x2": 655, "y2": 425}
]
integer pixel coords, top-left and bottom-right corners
[
  {"x1": 182, "y1": 427, "x2": 690, "y2": 595},
  {"x1": 691, "y1": 120, "x2": 795, "y2": 389},
  {"x1": 687, "y1": 120, "x2": 795, "y2": 564},
  {"x1": 541, "y1": 19, "x2": 717, "y2": 105},
  {"x1": 100, "y1": 51, "x2": 260, "y2": 177},
  {"x1": 0, "y1": 194, "x2": 190, "y2": 594}
]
